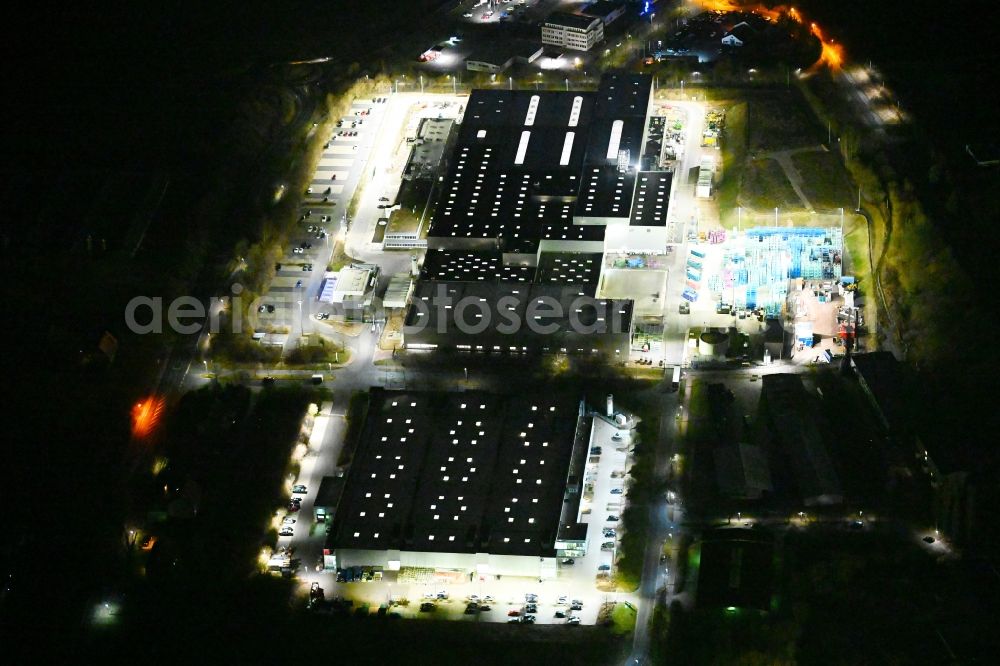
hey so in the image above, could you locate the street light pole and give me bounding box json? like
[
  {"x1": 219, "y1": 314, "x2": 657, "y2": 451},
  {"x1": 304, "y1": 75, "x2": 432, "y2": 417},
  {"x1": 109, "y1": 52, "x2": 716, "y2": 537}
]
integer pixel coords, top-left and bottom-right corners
[
  {"x1": 774, "y1": 207, "x2": 779, "y2": 225},
  {"x1": 419, "y1": 74, "x2": 424, "y2": 94}
]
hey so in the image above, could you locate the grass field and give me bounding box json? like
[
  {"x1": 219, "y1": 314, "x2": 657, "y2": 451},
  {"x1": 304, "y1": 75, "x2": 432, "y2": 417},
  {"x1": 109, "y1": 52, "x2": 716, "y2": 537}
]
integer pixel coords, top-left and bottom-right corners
[
  {"x1": 746, "y1": 93, "x2": 822, "y2": 152},
  {"x1": 741, "y1": 158, "x2": 804, "y2": 210},
  {"x1": 610, "y1": 602, "x2": 638, "y2": 635},
  {"x1": 717, "y1": 101, "x2": 747, "y2": 217},
  {"x1": 792, "y1": 150, "x2": 855, "y2": 210}
]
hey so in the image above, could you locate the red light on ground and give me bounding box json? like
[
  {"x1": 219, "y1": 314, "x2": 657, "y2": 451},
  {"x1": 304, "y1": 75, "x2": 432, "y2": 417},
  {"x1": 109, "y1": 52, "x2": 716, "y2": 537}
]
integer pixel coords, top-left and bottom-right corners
[{"x1": 132, "y1": 396, "x2": 164, "y2": 438}]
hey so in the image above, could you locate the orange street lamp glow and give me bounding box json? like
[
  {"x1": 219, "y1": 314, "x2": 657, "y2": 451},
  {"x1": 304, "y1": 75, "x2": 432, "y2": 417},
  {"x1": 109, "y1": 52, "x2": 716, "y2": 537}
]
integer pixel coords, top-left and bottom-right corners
[
  {"x1": 132, "y1": 396, "x2": 164, "y2": 439},
  {"x1": 692, "y1": 1, "x2": 846, "y2": 70}
]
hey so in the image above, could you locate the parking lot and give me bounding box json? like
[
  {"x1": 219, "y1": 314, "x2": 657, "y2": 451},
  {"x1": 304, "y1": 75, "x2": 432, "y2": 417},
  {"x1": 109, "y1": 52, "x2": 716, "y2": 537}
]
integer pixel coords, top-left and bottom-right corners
[{"x1": 255, "y1": 96, "x2": 391, "y2": 338}]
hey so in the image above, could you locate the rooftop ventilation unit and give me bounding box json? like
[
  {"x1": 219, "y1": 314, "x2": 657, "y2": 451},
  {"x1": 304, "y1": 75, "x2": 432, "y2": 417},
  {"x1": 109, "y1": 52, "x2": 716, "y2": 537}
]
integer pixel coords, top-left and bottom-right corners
[{"x1": 617, "y1": 149, "x2": 631, "y2": 173}]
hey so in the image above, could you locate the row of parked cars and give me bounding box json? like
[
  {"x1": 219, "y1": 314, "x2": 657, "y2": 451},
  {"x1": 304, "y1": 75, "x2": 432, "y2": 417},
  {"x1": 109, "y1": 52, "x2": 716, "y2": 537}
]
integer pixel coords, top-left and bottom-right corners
[
  {"x1": 336, "y1": 565, "x2": 384, "y2": 583},
  {"x1": 278, "y1": 485, "x2": 308, "y2": 536}
]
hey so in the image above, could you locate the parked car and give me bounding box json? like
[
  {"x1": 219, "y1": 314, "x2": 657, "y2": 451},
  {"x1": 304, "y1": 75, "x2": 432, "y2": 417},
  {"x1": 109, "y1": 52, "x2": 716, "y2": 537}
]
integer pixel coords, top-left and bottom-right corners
[
  {"x1": 610, "y1": 488, "x2": 623, "y2": 495},
  {"x1": 567, "y1": 616, "x2": 581, "y2": 625},
  {"x1": 560, "y1": 557, "x2": 575, "y2": 565},
  {"x1": 292, "y1": 485, "x2": 307, "y2": 494},
  {"x1": 607, "y1": 515, "x2": 620, "y2": 522}
]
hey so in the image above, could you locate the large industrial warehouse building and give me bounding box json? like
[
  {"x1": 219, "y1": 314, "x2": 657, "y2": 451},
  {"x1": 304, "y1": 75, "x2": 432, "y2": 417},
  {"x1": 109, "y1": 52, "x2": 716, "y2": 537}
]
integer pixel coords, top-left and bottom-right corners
[
  {"x1": 403, "y1": 73, "x2": 675, "y2": 354},
  {"x1": 325, "y1": 389, "x2": 592, "y2": 579}
]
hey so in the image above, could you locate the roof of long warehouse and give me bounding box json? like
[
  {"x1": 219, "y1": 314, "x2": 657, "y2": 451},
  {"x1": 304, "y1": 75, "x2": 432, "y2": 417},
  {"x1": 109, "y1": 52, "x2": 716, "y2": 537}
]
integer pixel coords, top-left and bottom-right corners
[
  {"x1": 328, "y1": 389, "x2": 583, "y2": 557},
  {"x1": 403, "y1": 280, "x2": 633, "y2": 355},
  {"x1": 629, "y1": 171, "x2": 672, "y2": 227},
  {"x1": 427, "y1": 73, "x2": 652, "y2": 252},
  {"x1": 420, "y1": 249, "x2": 603, "y2": 287}
]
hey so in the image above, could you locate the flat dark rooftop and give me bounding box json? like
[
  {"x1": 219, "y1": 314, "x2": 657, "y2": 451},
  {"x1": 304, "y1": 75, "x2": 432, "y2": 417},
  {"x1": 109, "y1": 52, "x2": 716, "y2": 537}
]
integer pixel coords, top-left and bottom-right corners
[
  {"x1": 535, "y1": 252, "x2": 603, "y2": 285},
  {"x1": 594, "y1": 72, "x2": 652, "y2": 119},
  {"x1": 329, "y1": 389, "x2": 582, "y2": 557},
  {"x1": 584, "y1": 1, "x2": 625, "y2": 20},
  {"x1": 629, "y1": 171, "x2": 672, "y2": 226},
  {"x1": 421, "y1": 249, "x2": 604, "y2": 286},
  {"x1": 760, "y1": 374, "x2": 842, "y2": 505},
  {"x1": 537, "y1": 199, "x2": 606, "y2": 243},
  {"x1": 421, "y1": 250, "x2": 535, "y2": 283},
  {"x1": 575, "y1": 165, "x2": 637, "y2": 220},
  {"x1": 404, "y1": 280, "x2": 633, "y2": 354},
  {"x1": 467, "y1": 39, "x2": 543, "y2": 66},
  {"x1": 695, "y1": 528, "x2": 775, "y2": 611},
  {"x1": 428, "y1": 74, "x2": 652, "y2": 248},
  {"x1": 545, "y1": 12, "x2": 601, "y2": 30}
]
